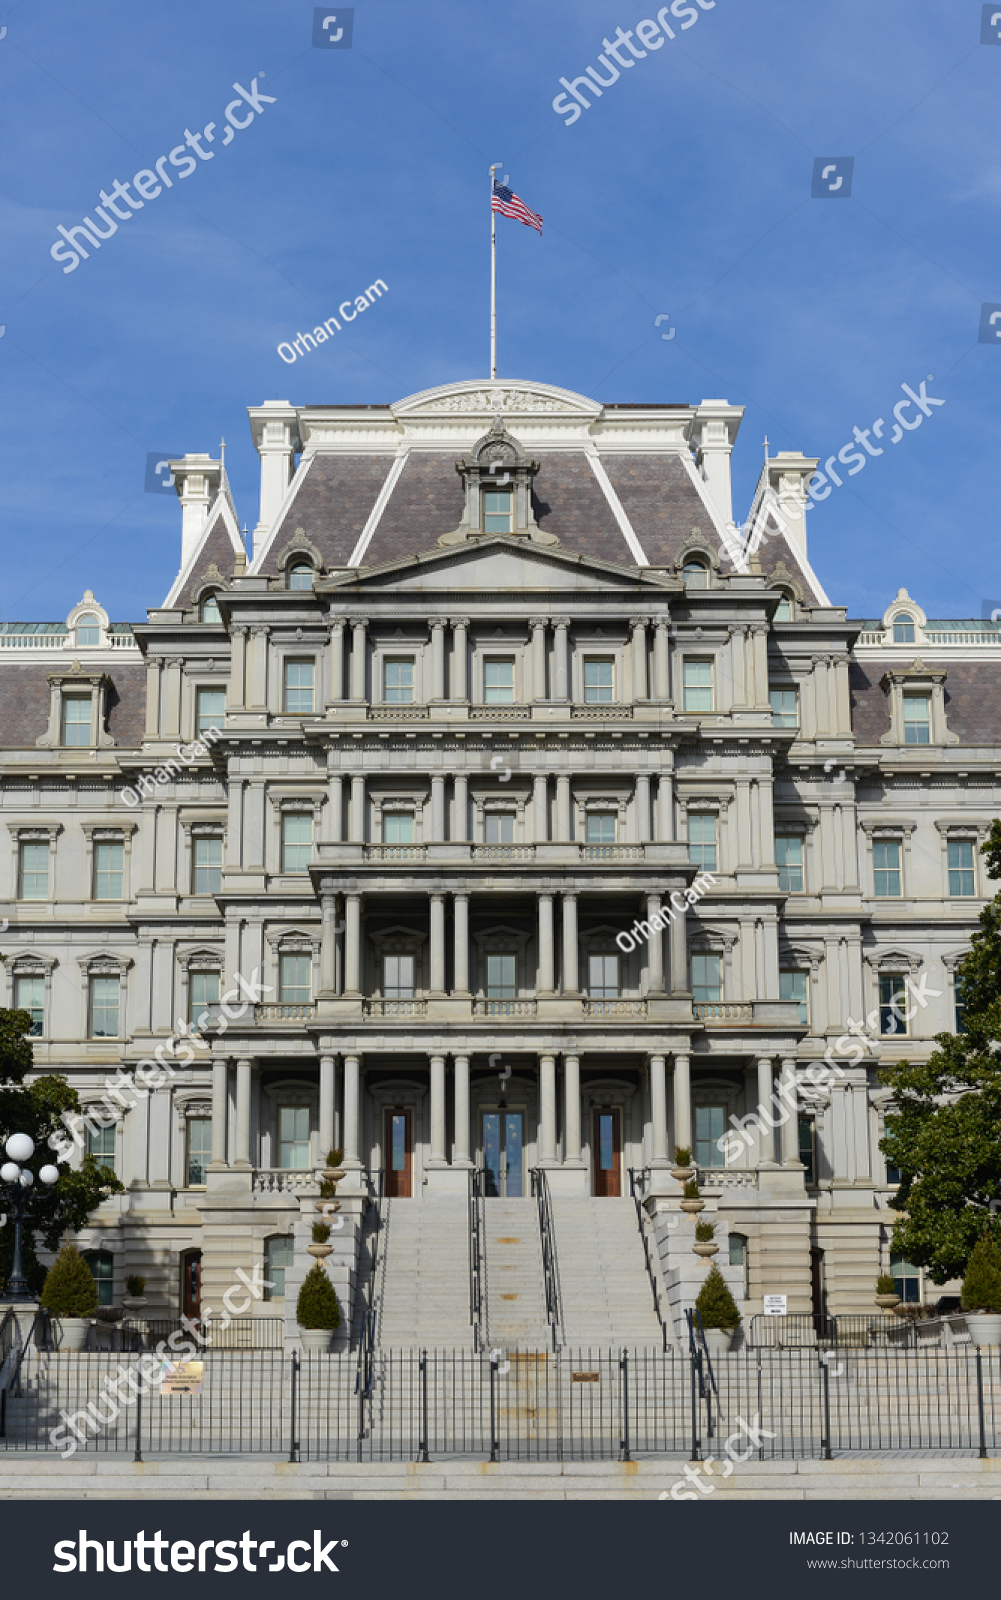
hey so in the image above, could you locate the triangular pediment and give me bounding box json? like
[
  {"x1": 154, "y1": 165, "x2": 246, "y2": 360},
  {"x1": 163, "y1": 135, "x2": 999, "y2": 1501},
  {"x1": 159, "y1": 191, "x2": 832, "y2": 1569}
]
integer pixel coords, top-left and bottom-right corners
[{"x1": 319, "y1": 535, "x2": 678, "y2": 595}]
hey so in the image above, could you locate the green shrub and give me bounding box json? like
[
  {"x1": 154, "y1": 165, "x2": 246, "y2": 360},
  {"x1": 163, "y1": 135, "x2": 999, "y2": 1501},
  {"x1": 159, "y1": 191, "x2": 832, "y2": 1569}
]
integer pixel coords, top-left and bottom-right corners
[
  {"x1": 311, "y1": 1222, "x2": 331, "y2": 1244},
  {"x1": 324, "y1": 1149, "x2": 344, "y2": 1168},
  {"x1": 876, "y1": 1274, "x2": 897, "y2": 1296},
  {"x1": 695, "y1": 1221, "x2": 715, "y2": 1242},
  {"x1": 961, "y1": 1235, "x2": 1001, "y2": 1315},
  {"x1": 674, "y1": 1146, "x2": 692, "y2": 1166},
  {"x1": 125, "y1": 1274, "x2": 146, "y2": 1296},
  {"x1": 695, "y1": 1263, "x2": 741, "y2": 1331},
  {"x1": 40, "y1": 1245, "x2": 99, "y2": 1318},
  {"x1": 296, "y1": 1263, "x2": 341, "y2": 1330},
  {"x1": 682, "y1": 1180, "x2": 700, "y2": 1200}
]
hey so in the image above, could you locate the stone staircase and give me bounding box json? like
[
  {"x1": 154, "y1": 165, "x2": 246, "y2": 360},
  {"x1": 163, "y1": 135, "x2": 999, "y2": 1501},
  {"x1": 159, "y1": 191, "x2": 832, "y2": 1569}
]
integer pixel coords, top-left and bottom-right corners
[
  {"x1": 481, "y1": 1199, "x2": 552, "y2": 1349},
  {"x1": 372, "y1": 1196, "x2": 474, "y2": 1349},
  {"x1": 549, "y1": 1197, "x2": 672, "y2": 1349}
]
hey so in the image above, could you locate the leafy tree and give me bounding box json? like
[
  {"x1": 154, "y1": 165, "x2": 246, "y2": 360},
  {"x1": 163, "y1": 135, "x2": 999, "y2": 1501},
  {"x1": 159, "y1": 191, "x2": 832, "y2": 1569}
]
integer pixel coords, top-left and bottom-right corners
[
  {"x1": 40, "y1": 1244, "x2": 99, "y2": 1318},
  {"x1": 0, "y1": 1005, "x2": 122, "y2": 1295},
  {"x1": 961, "y1": 1235, "x2": 1001, "y2": 1314},
  {"x1": 880, "y1": 821, "x2": 1001, "y2": 1283},
  {"x1": 296, "y1": 1263, "x2": 341, "y2": 1329},
  {"x1": 695, "y1": 1263, "x2": 741, "y2": 1330}
]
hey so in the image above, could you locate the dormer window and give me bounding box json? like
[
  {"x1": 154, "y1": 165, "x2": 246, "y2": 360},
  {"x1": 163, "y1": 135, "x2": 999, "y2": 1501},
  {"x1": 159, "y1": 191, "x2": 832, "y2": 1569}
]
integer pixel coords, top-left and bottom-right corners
[
  {"x1": 200, "y1": 594, "x2": 222, "y2": 624},
  {"x1": 483, "y1": 488, "x2": 512, "y2": 533},
  {"x1": 76, "y1": 614, "x2": 100, "y2": 647},
  {"x1": 893, "y1": 614, "x2": 915, "y2": 643},
  {"x1": 773, "y1": 592, "x2": 793, "y2": 621},
  {"x1": 683, "y1": 558, "x2": 709, "y2": 589},
  {"x1": 288, "y1": 562, "x2": 314, "y2": 591}
]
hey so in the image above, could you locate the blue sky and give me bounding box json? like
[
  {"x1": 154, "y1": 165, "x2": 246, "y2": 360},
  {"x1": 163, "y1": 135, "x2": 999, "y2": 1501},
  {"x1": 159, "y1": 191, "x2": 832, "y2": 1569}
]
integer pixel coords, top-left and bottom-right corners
[{"x1": 2, "y1": 0, "x2": 1000, "y2": 624}]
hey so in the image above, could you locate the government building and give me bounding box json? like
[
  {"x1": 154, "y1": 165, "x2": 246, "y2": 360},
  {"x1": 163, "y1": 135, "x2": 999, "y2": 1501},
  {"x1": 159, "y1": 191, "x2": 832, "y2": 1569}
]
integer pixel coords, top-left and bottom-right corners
[{"x1": 2, "y1": 378, "x2": 993, "y2": 1348}]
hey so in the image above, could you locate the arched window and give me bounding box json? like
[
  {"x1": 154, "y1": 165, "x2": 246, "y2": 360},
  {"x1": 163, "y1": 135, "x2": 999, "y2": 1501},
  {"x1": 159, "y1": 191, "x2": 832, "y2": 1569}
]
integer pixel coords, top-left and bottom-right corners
[
  {"x1": 892, "y1": 614, "x2": 915, "y2": 643},
  {"x1": 84, "y1": 1249, "x2": 115, "y2": 1307},
  {"x1": 682, "y1": 558, "x2": 709, "y2": 588},
  {"x1": 76, "y1": 614, "x2": 100, "y2": 647},
  {"x1": 200, "y1": 593, "x2": 222, "y2": 624},
  {"x1": 773, "y1": 592, "x2": 793, "y2": 621},
  {"x1": 288, "y1": 562, "x2": 314, "y2": 591}
]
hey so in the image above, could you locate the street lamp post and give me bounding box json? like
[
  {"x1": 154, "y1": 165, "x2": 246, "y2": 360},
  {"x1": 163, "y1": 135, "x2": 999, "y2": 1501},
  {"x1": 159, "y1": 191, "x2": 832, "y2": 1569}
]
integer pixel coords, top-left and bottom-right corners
[{"x1": 1, "y1": 1134, "x2": 59, "y2": 1303}]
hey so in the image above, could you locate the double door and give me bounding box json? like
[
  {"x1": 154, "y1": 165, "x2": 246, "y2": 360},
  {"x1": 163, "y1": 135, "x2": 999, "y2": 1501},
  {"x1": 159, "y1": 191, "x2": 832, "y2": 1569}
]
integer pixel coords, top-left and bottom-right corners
[{"x1": 482, "y1": 1110, "x2": 524, "y2": 1197}]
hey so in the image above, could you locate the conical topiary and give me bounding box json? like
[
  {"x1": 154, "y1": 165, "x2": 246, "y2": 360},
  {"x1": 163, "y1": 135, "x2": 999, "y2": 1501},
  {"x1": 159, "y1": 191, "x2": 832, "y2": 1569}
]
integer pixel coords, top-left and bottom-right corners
[
  {"x1": 296, "y1": 1263, "x2": 341, "y2": 1329},
  {"x1": 40, "y1": 1244, "x2": 99, "y2": 1318},
  {"x1": 694, "y1": 1262, "x2": 741, "y2": 1331},
  {"x1": 961, "y1": 1235, "x2": 1001, "y2": 1315}
]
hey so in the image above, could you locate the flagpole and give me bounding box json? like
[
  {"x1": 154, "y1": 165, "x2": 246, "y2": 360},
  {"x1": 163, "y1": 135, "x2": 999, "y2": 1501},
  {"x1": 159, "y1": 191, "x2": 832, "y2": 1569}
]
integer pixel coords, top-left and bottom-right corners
[{"x1": 489, "y1": 164, "x2": 497, "y2": 379}]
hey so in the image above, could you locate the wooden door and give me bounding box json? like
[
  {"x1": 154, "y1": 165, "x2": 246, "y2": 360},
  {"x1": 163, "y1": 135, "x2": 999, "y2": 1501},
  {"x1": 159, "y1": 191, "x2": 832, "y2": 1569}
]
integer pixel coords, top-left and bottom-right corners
[
  {"x1": 181, "y1": 1250, "x2": 202, "y2": 1321},
  {"x1": 385, "y1": 1108, "x2": 412, "y2": 1198},
  {"x1": 592, "y1": 1108, "x2": 621, "y2": 1197}
]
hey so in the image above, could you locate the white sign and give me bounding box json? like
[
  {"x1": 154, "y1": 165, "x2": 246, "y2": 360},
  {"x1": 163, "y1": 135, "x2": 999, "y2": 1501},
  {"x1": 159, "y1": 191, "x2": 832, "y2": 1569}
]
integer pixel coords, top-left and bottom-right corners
[{"x1": 763, "y1": 1295, "x2": 788, "y2": 1317}]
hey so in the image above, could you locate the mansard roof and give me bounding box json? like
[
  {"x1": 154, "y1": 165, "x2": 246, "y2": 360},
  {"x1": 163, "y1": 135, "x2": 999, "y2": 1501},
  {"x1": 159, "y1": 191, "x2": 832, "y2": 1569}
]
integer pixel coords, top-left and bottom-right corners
[{"x1": 163, "y1": 488, "x2": 245, "y2": 609}]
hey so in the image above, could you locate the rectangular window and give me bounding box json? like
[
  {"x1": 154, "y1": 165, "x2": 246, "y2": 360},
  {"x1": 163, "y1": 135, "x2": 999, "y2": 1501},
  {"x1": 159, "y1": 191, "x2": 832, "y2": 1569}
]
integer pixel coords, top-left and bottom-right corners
[
  {"x1": 948, "y1": 839, "x2": 976, "y2": 897},
  {"x1": 485, "y1": 813, "x2": 515, "y2": 844},
  {"x1": 891, "y1": 1253, "x2": 921, "y2": 1304},
  {"x1": 586, "y1": 813, "x2": 617, "y2": 845},
  {"x1": 18, "y1": 842, "x2": 49, "y2": 901},
  {"x1": 798, "y1": 1116, "x2": 816, "y2": 1184},
  {"x1": 278, "y1": 1105, "x2": 311, "y2": 1169},
  {"x1": 683, "y1": 659, "x2": 713, "y2": 714},
  {"x1": 192, "y1": 836, "x2": 222, "y2": 895},
  {"x1": 695, "y1": 1104, "x2": 726, "y2": 1169},
  {"x1": 776, "y1": 834, "x2": 804, "y2": 892},
  {"x1": 85, "y1": 1251, "x2": 114, "y2": 1307},
  {"x1": 780, "y1": 969, "x2": 809, "y2": 1027},
  {"x1": 583, "y1": 659, "x2": 614, "y2": 703},
  {"x1": 62, "y1": 694, "x2": 92, "y2": 747},
  {"x1": 93, "y1": 840, "x2": 124, "y2": 900},
  {"x1": 484, "y1": 659, "x2": 514, "y2": 703},
  {"x1": 588, "y1": 954, "x2": 619, "y2": 999},
  {"x1": 688, "y1": 814, "x2": 718, "y2": 873},
  {"x1": 486, "y1": 953, "x2": 516, "y2": 999},
  {"x1": 384, "y1": 954, "x2": 415, "y2": 999},
  {"x1": 279, "y1": 953, "x2": 312, "y2": 1005},
  {"x1": 769, "y1": 687, "x2": 798, "y2": 728},
  {"x1": 879, "y1": 974, "x2": 908, "y2": 1037},
  {"x1": 196, "y1": 687, "x2": 225, "y2": 735},
  {"x1": 283, "y1": 659, "x2": 315, "y2": 715},
  {"x1": 691, "y1": 953, "x2": 721, "y2": 1004},
  {"x1": 264, "y1": 1235, "x2": 294, "y2": 1300},
  {"x1": 87, "y1": 1124, "x2": 117, "y2": 1174},
  {"x1": 903, "y1": 693, "x2": 931, "y2": 745},
  {"x1": 384, "y1": 813, "x2": 414, "y2": 845},
  {"x1": 384, "y1": 659, "x2": 414, "y2": 703},
  {"x1": 89, "y1": 975, "x2": 120, "y2": 1038},
  {"x1": 483, "y1": 489, "x2": 512, "y2": 532},
  {"x1": 873, "y1": 839, "x2": 902, "y2": 897},
  {"x1": 281, "y1": 813, "x2": 313, "y2": 872},
  {"x1": 187, "y1": 1117, "x2": 212, "y2": 1186},
  {"x1": 15, "y1": 975, "x2": 44, "y2": 1036},
  {"x1": 188, "y1": 970, "x2": 220, "y2": 1030}
]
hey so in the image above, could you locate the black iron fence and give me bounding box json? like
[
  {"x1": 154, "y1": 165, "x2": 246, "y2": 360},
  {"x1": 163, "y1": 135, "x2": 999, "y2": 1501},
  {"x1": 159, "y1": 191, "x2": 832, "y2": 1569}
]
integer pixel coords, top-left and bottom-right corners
[
  {"x1": 747, "y1": 1313, "x2": 924, "y2": 1349},
  {"x1": 2, "y1": 1344, "x2": 1000, "y2": 1462}
]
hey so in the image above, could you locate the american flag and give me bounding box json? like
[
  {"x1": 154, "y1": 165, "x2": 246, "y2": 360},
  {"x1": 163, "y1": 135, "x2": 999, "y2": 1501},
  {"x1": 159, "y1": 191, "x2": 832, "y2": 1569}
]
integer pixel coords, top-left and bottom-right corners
[{"x1": 492, "y1": 180, "x2": 543, "y2": 234}]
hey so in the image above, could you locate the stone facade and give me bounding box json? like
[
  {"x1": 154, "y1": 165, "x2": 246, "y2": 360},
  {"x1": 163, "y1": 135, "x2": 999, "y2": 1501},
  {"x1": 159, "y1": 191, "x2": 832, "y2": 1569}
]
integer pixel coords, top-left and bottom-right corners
[{"x1": 2, "y1": 380, "x2": 994, "y2": 1337}]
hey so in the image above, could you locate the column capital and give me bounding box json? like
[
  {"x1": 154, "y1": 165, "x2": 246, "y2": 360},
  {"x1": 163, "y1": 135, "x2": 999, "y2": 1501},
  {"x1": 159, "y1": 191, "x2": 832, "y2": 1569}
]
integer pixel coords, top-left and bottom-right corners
[
  {"x1": 552, "y1": 616, "x2": 571, "y2": 630},
  {"x1": 529, "y1": 615, "x2": 549, "y2": 629},
  {"x1": 629, "y1": 616, "x2": 648, "y2": 631},
  {"x1": 430, "y1": 617, "x2": 446, "y2": 632},
  {"x1": 449, "y1": 616, "x2": 470, "y2": 629}
]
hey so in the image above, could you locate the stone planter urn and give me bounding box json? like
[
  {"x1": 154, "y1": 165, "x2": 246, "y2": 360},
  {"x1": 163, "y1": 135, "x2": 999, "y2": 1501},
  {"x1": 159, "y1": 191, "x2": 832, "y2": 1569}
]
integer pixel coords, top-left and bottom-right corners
[
  {"x1": 122, "y1": 1295, "x2": 147, "y2": 1311},
  {"x1": 307, "y1": 1242, "x2": 333, "y2": 1259},
  {"x1": 56, "y1": 1317, "x2": 91, "y2": 1351},
  {"x1": 875, "y1": 1293, "x2": 900, "y2": 1311},
  {"x1": 299, "y1": 1327, "x2": 333, "y2": 1354},
  {"x1": 322, "y1": 1168, "x2": 345, "y2": 1184},
  {"x1": 680, "y1": 1197, "x2": 705, "y2": 1215},
  {"x1": 671, "y1": 1166, "x2": 694, "y2": 1183},
  {"x1": 967, "y1": 1312, "x2": 1001, "y2": 1346},
  {"x1": 703, "y1": 1327, "x2": 732, "y2": 1360},
  {"x1": 692, "y1": 1240, "x2": 718, "y2": 1259}
]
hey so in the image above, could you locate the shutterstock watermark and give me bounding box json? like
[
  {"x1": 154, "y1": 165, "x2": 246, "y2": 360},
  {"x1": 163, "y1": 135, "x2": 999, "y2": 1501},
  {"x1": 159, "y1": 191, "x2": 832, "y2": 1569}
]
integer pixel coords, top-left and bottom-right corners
[
  {"x1": 120, "y1": 724, "x2": 224, "y2": 807},
  {"x1": 804, "y1": 378, "x2": 945, "y2": 507},
  {"x1": 553, "y1": 2, "x2": 718, "y2": 125},
  {"x1": 615, "y1": 871, "x2": 716, "y2": 954},
  {"x1": 658, "y1": 1412, "x2": 776, "y2": 1499}
]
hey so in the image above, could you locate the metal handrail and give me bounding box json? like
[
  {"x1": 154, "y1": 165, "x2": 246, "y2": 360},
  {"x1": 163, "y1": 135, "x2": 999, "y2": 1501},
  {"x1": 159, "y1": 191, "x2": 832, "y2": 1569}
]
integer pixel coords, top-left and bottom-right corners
[
  {"x1": 1, "y1": 1308, "x2": 49, "y2": 1435},
  {"x1": 468, "y1": 1167, "x2": 487, "y2": 1351},
  {"x1": 627, "y1": 1168, "x2": 669, "y2": 1352},
  {"x1": 355, "y1": 1169, "x2": 383, "y2": 1402},
  {"x1": 529, "y1": 1168, "x2": 564, "y2": 1352}
]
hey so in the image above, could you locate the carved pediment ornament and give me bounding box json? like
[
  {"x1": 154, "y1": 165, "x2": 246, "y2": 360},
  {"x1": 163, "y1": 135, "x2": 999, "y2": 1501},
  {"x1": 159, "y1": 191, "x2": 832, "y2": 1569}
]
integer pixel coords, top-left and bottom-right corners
[{"x1": 441, "y1": 418, "x2": 559, "y2": 550}]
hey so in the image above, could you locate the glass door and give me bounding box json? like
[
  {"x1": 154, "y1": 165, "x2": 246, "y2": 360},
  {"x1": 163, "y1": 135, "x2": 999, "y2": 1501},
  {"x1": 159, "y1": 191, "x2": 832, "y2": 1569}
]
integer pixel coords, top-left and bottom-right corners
[
  {"x1": 384, "y1": 1108, "x2": 412, "y2": 1198},
  {"x1": 481, "y1": 1111, "x2": 524, "y2": 1197},
  {"x1": 592, "y1": 1108, "x2": 621, "y2": 1197}
]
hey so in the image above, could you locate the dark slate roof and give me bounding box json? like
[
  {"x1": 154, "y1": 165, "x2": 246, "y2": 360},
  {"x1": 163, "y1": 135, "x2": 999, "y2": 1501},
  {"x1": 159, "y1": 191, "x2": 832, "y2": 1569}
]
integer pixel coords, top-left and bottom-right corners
[
  {"x1": 362, "y1": 452, "x2": 465, "y2": 566},
  {"x1": 0, "y1": 664, "x2": 146, "y2": 748},
  {"x1": 178, "y1": 514, "x2": 242, "y2": 608},
  {"x1": 531, "y1": 454, "x2": 634, "y2": 564},
  {"x1": 756, "y1": 533, "x2": 825, "y2": 607},
  {"x1": 600, "y1": 453, "x2": 711, "y2": 568},
  {"x1": 849, "y1": 657, "x2": 1001, "y2": 746},
  {"x1": 262, "y1": 455, "x2": 392, "y2": 573}
]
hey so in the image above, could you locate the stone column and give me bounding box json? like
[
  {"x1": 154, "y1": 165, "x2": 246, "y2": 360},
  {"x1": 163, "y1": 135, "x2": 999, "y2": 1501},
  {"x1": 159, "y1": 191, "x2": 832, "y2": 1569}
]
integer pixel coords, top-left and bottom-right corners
[
  {"x1": 530, "y1": 617, "x2": 548, "y2": 700},
  {"x1": 451, "y1": 618, "x2": 469, "y2": 700},
  {"x1": 329, "y1": 621, "x2": 344, "y2": 702},
  {"x1": 163, "y1": 657, "x2": 183, "y2": 737},
  {"x1": 564, "y1": 1054, "x2": 581, "y2": 1164},
  {"x1": 319, "y1": 1054, "x2": 336, "y2": 1158},
  {"x1": 533, "y1": 773, "x2": 548, "y2": 842},
  {"x1": 342, "y1": 1054, "x2": 361, "y2": 1169},
  {"x1": 670, "y1": 896, "x2": 689, "y2": 993},
  {"x1": 756, "y1": 1056, "x2": 775, "y2": 1165},
  {"x1": 636, "y1": 774, "x2": 652, "y2": 842},
  {"x1": 646, "y1": 894, "x2": 664, "y2": 994},
  {"x1": 657, "y1": 771, "x2": 674, "y2": 842},
  {"x1": 453, "y1": 892, "x2": 470, "y2": 994},
  {"x1": 351, "y1": 774, "x2": 366, "y2": 842},
  {"x1": 779, "y1": 1057, "x2": 800, "y2": 1165},
  {"x1": 326, "y1": 772, "x2": 343, "y2": 842},
  {"x1": 453, "y1": 1054, "x2": 471, "y2": 1166},
  {"x1": 250, "y1": 629, "x2": 268, "y2": 709},
  {"x1": 429, "y1": 1054, "x2": 446, "y2": 1166},
  {"x1": 556, "y1": 774, "x2": 571, "y2": 841},
  {"x1": 430, "y1": 893, "x2": 446, "y2": 995},
  {"x1": 653, "y1": 619, "x2": 670, "y2": 701},
  {"x1": 562, "y1": 892, "x2": 579, "y2": 994},
  {"x1": 431, "y1": 619, "x2": 446, "y2": 701},
  {"x1": 145, "y1": 657, "x2": 162, "y2": 736},
  {"x1": 631, "y1": 618, "x2": 648, "y2": 700},
  {"x1": 649, "y1": 1054, "x2": 669, "y2": 1167},
  {"x1": 350, "y1": 618, "x2": 368, "y2": 701},
  {"x1": 431, "y1": 775, "x2": 446, "y2": 841},
  {"x1": 234, "y1": 1058, "x2": 252, "y2": 1168},
  {"x1": 320, "y1": 891, "x2": 338, "y2": 994},
  {"x1": 210, "y1": 1057, "x2": 228, "y2": 1168},
  {"x1": 344, "y1": 893, "x2": 362, "y2": 995},
  {"x1": 539, "y1": 1054, "x2": 557, "y2": 1163},
  {"x1": 453, "y1": 773, "x2": 468, "y2": 840},
  {"x1": 673, "y1": 1054, "x2": 692, "y2": 1156},
  {"x1": 553, "y1": 618, "x2": 570, "y2": 701},
  {"x1": 538, "y1": 893, "x2": 555, "y2": 994}
]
